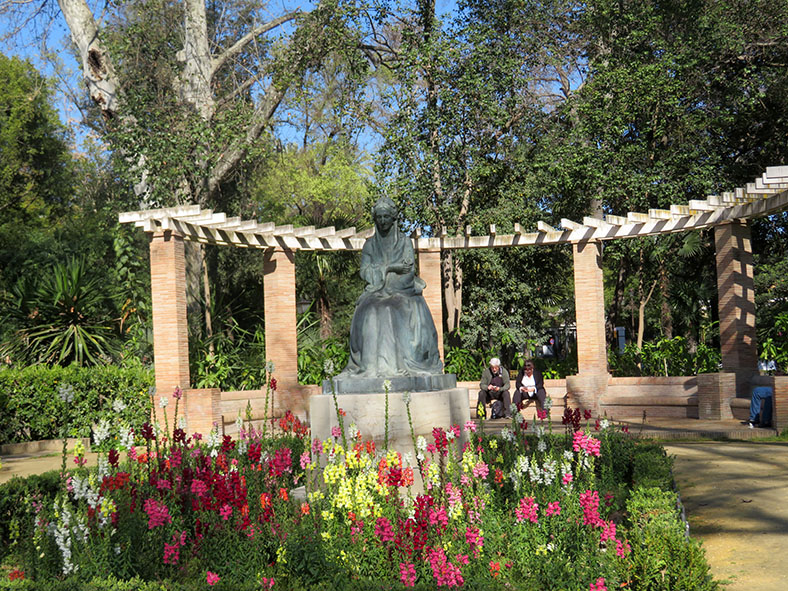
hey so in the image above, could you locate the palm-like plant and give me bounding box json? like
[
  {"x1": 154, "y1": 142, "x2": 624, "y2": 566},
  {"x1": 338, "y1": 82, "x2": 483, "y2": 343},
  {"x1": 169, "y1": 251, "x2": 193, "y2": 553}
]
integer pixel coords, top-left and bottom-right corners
[{"x1": 1, "y1": 257, "x2": 116, "y2": 366}]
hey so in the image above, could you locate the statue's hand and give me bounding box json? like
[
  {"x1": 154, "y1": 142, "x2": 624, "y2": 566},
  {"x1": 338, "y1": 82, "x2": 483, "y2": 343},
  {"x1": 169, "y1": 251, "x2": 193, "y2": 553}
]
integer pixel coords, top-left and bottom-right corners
[{"x1": 366, "y1": 282, "x2": 383, "y2": 292}]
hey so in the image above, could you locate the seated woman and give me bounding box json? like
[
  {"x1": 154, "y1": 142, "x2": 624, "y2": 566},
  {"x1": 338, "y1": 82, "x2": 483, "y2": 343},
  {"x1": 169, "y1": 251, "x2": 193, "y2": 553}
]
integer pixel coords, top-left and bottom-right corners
[{"x1": 338, "y1": 196, "x2": 443, "y2": 378}]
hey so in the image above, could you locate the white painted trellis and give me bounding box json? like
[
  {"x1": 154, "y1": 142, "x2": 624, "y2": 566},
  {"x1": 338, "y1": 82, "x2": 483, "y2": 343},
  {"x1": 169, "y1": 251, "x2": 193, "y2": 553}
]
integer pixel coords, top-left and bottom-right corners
[{"x1": 119, "y1": 166, "x2": 788, "y2": 248}]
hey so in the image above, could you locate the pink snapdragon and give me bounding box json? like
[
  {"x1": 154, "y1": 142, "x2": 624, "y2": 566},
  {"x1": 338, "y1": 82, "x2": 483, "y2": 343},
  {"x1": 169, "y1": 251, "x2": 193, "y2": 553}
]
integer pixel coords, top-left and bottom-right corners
[
  {"x1": 515, "y1": 497, "x2": 539, "y2": 524},
  {"x1": 472, "y1": 461, "x2": 489, "y2": 479},
  {"x1": 573, "y1": 431, "x2": 601, "y2": 457},
  {"x1": 465, "y1": 526, "x2": 484, "y2": 556},
  {"x1": 463, "y1": 420, "x2": 477, "y2": 433},
  {"x1": 579, "y1": 490, "x2": 604, "y2": 527},
  {"x1": 220, "y1": 504, "x2": 233, "y2": 521},
  {"x1": 143, "y1": 498, "x2": 172, "y2": 529},
  {"x1": 400, "y1": 562, "x2": 416, "y2": 587},
  {"x1": 300, "y1": 451, "x2": 311, "y2": 469},
  {"x1": 191, "y1": 479, "x2": 209, "y2": 497},
  {"x1": 616, "y1": 539, "x2": 631, "y2": 557},
  {"x1": 260, "y1": 576, "x2": 275, "y2": 589},
  {"x1": 312, "y1": 437, "x2": 324, "y2": 455},
  {"x1": 562, "y1": 473, "x2": 574, "y2": 485},
  {"x1": 163, "y1": 531, "x2": 187, "y2": 565},
  {"x1": 545, "y1": 501, "x2": 561, "y2": 516},
  {"x1": 206, "y1": 571, "x2": 220, "y2": 586},
  {"x1": 375, "y1": 517, "x2": 395, "y2": 543},
  {"x1": 600, "y1": 520, "x2": 617, "y2": 543},
  {"x1": 589, "y1": 577, "x2": 607, "y2": 591},
  {"x1": 426, "y1": 546, "x2": 465, "y2": 587}
]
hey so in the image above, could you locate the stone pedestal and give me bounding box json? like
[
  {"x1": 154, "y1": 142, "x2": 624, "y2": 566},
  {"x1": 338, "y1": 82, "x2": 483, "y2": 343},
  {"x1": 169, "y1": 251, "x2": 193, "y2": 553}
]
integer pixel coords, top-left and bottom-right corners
[
  {"x1": 565, "y1": 373, "x2": 609, "y2": 416},
  {"x1": 322, "y1": 373, "x2": 457, "y2": 395},
  {"x1": 310, "y1": 388, "x2": 470, "y2": 454}
]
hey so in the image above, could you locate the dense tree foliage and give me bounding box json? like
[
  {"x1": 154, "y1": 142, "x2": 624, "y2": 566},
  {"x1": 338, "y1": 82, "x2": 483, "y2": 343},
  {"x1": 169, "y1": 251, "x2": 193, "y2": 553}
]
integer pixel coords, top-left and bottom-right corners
[{"x1": 1, "y1": 0, "x2": 787, "y2": 377}]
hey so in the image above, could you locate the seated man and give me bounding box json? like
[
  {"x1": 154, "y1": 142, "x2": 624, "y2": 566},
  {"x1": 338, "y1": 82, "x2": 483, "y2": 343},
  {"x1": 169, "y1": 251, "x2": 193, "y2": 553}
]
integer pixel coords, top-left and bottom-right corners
[
  {"x1": 742, "y1": 385, "x2": 773, "y2": 428},
  {"x1": 513, "y1": 359, "x2": 547, "y2": 411},
  {"x1": 477, "y1": 358, "x2": 511, "y2": 419}
]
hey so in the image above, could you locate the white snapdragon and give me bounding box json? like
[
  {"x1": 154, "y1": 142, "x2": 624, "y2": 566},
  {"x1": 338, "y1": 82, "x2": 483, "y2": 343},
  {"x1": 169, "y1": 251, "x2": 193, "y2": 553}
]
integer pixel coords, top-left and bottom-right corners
[
  {"x1": 382, "y1": 379, "x2": 392, "y2": 392},
  {"x1": 402, "y1": 391, "x2": 412, "y2": 405},
  {"x1": 207, "y1": 427, "x2": 220, "y2": 458},
  {"x1": 92, "y1": 419, "x2": 111, "y2": 446},
  {"x1": 118, "y1": 425, "x2": 135, "y2": 451},
  {"x1": 265, "y1": 361, "x2": 276, "y2": 374},
  {"x1": 159, "y1": 396, "x2": 169, "y2": 409},
  {"x1": 500, "y1": 427, "x2": 515, "y2": 442},
  {"x1": 537, "y1": 438, "x2": 547, "y2": 453},
  {"x1": 112, "y1": 399, "x2": 127, "y2": 413},
  {"x1": 97, "y1": 456, "x2": 109, "y2": 480},
  {"x1": 58, "y1": 384, "x2": 75, "y2": 404}
]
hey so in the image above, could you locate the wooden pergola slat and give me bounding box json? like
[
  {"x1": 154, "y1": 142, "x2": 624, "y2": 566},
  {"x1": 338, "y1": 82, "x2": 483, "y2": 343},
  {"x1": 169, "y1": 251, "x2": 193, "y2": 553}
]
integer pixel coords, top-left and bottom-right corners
[{"x1": 120, "y1": 168, "x2": 788, "y2": 251}]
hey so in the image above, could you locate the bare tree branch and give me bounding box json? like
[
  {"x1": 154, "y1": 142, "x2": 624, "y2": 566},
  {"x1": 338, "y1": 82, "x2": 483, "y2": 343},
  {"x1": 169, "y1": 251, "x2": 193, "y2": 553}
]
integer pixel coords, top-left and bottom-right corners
[{"x1": 211, "y1": 11, "x2": 300, "y2": 79}]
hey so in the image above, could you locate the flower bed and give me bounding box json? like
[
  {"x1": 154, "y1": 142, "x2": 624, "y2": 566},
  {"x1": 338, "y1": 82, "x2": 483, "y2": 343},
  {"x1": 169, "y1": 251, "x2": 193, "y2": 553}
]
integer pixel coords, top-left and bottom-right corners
[{"x1": 1, "y1": 391, "x2": 718, "y2": 591}]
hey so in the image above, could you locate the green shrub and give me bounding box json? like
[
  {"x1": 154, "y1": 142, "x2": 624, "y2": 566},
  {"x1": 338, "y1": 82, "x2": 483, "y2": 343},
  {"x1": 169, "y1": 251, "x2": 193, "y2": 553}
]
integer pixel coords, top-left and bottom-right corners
[
  {"x1": 0, "y1": 470, "x2": 62, "y2": 563},
  {"x1": 632, "y1": 444, "x2": 675, "y2": 490},
  {"x1": 0, "y1": 365, "x2": 153, "y2": 444},
  {"x1": 626, "y1": 487, "x2": 718, "y2": 591}
]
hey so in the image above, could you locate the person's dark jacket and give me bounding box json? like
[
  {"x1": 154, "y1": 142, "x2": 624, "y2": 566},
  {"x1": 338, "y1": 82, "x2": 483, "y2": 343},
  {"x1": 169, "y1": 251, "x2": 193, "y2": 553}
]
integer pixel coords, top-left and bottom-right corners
[
  {"x1": 514, "y1": 367, "x2": 546, "y2": 405},
  {"x1": 480, "y1": 366, "x2": 510, "y2": 395}
]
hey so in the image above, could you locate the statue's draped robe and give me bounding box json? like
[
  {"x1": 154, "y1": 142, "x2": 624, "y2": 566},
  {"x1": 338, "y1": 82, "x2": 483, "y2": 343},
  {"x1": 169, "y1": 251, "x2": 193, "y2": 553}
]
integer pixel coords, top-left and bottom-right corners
[{"x1": 340, "y1": 227, "x2": 443, "y2": 377}]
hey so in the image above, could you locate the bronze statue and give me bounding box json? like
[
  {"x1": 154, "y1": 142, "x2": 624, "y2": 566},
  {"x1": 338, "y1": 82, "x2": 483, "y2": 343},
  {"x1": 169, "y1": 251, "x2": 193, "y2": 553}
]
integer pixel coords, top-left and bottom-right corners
[{"x1": 338, "y1": 196, "x2": 443, "y2": 378}]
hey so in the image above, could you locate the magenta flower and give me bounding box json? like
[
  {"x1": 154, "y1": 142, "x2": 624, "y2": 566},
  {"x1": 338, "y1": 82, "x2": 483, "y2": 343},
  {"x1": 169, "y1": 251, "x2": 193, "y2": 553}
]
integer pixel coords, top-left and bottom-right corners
[
  {"x1": 300, "y1": 451, "x2": 311, "y2": 469},
  {"x1": 331, "y1": 426, "x2": 342, "y2": 438},
  {"x1": 399, "y1": 562, "x2": 416, "y2": 587},
  {"x1": 579, "y1": 490, "x2": 604, "y2": 527},
  {"x1": 143, "y1": 498, "x2": 172, "y2": 529},
  {"x1": 173, "y1": 386, "x2": 183, "y2": 400},
  {"x1": 375, "y1": 517, "x2": 395, "y2": 543},
  {"x1": 573, "y1": 431, "x2": 601, "y2": 457},
  {"x1": 220, "y1": 504, "x2": 233, "y2": 521},
  {"x1": 616, "y1": 539, "x2": 631, "y2": 557},
  {"x1": 463, "y1": 420, "x2": 477, "y2": 433},
  {"x1": 600, "y1": 520, "x2": 616, "y2": 543},
  {"x1": 207, "y1": 571, "x2": 220, "y2": 586},
  {"x1": 589, "y1": 577, "x2": 607, "y2": 591},
  {"x1": 312, "y1": 437, "x2": 324, "y2": 455},
  {"x1": 562, "y1": 473, "x2": 574, "y2": 485},
  {"x1": 515, "y1": 497, "x2": 539, "y2": 524},
  {"x1": 545, "y1": 501, "x2": 561, "y2": 516},
  {"x1": 260, "y1": 576, "x2": 275, "y2": 589}
]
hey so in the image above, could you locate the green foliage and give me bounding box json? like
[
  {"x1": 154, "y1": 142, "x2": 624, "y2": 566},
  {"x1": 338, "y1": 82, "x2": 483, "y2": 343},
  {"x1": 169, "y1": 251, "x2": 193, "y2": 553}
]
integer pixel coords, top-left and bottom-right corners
[
  {"x1": 626, "y1": 488, "x2": 718, "y2": 591},
  {"x1": 609, "y1": 337, "x2": 722, "y2": 377},
  {"x1": 0, "y1": 54, "x2": 73, "y2": 225},
  {"x1": 1, "y1": 258, "x2": 118, "y2": 367},
  {"x1": 0, "y1": 470, "x2": 61, "y2": 564},
  {"x1": 0, "y1": 365, "x2": 153, "y2": 444}
]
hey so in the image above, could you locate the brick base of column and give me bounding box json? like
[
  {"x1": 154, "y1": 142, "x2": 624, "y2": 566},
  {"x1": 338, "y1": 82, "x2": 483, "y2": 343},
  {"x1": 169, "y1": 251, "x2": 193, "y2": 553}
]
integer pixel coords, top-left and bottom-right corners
[
  {"x1": 774, "y1": 376, "x2": 788, "y2": 432},
  {"x1": 183, "y1": 388, "x2": 222, "y2": 437},
  {"x1": 697, "y1": 373, "x2": 735, "y2": 420},
  {"x1": 565, "y1": 373, "x2": 609, "y2": 417}
]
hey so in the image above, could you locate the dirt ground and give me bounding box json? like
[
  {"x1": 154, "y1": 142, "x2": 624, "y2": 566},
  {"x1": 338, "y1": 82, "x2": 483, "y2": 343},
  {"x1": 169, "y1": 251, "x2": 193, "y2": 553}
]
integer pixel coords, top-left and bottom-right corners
[{"x1": 664, "y1": 442, "x2": 788, "y2": 591}]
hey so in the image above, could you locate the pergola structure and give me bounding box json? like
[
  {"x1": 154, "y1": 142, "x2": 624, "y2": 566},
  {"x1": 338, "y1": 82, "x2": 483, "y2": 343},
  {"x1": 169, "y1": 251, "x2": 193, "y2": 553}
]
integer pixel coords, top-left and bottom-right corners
[{"x1": 120, "y1": 166, "x2": 788, "y2": 434}]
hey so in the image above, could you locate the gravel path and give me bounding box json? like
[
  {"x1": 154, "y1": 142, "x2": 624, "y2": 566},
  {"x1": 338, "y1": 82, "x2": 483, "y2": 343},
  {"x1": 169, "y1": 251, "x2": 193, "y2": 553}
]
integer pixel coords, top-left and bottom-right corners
[{"x1": 664, "y1": 442, "x2": 788, "y2": 591}]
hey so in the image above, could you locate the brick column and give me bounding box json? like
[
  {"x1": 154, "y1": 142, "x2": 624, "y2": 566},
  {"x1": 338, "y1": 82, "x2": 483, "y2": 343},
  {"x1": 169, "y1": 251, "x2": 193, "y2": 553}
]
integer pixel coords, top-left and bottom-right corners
[
  {"x1": 183, "y1": 388, "x2": 221, "y2": 437},
  {"x1": 150, "y1": 231, "x2": 190, "y2": 413},
  {"x1": 697, "y1": 372, "x2": 735, "y2": 420},
  {"x1": 774, "y1": 376, "x2": 788, "y2": 432},
  {"x1": 714, "y1": 221, "x2": 757, "y2": 396},
  {"x1": 263, "y1": 248, "x2": 301, "y2": 411},
  {"x1": 418, "y1": 247, "x2": 444, "y2": 361},
  {"x1": 573, "y1": 241, "x2": 608, "y2": 374},
  {"x1": 566, "y1": 240, "x2": 609, "y2": 416}
]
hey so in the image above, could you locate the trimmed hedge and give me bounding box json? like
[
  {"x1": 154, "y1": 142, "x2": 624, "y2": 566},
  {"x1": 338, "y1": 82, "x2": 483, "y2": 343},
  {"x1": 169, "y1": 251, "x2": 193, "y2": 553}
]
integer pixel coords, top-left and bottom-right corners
[{"x1": 0, "y1": 366, "x2": 153, "y2": 444}]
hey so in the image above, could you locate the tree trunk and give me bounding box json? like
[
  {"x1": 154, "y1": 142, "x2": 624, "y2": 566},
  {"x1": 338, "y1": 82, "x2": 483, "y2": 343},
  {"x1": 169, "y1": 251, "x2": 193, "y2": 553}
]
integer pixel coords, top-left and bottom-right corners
[
  {"x1": 636, "y1": 280, "x2": 658, "y2": 351},
  {"x1": 658, "y1": 264, "x2": 673, "y2": 339}
]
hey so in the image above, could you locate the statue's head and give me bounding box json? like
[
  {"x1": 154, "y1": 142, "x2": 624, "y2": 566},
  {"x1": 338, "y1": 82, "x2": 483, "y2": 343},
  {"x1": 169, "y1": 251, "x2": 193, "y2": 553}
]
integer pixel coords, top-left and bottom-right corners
[
  {"x1": 372, "y1": 196, "x2": 398, "y2": 231},
  {"x1": 372, "y1": 196, "x2": 398, "y2": 218}
]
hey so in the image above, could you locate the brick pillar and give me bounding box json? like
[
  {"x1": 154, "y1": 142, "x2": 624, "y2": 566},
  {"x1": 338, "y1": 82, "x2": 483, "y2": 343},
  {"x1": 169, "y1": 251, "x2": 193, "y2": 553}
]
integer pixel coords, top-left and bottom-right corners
[
  {"x1": 183, "y1": 388, "x2": 221, "y2": 437},
  {"x1": 697, "y1": 372, "x2": 735, "y2": 420},
  {"x1": 714, "y1": 221, "x2": 757, "y2": 396},
  {"x1": 567, "y1": 240, "x2": 609, "y2": 416},
  {"x1": 573, "y1": 241, "x2": 608, "y2": 374},
  {"x1": 150, "y1": 231, "x2": 190, "y2": 417},
  {"x1": 418, "y1": 247, "x2": 444, "y2": 362},
  {"x1": 774, "y1": 376, "x2": 788, "y2": 432},
  {"x1": 263, "y1": 248, "x2": 301, "y2": 412}
]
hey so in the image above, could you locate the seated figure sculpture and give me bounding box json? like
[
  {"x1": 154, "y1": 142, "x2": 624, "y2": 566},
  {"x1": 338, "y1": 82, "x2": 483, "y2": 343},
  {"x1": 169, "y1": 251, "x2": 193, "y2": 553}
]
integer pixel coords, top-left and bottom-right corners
[{"x1": 338, "y1": 196, "x2": 443, "y2": 378}]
